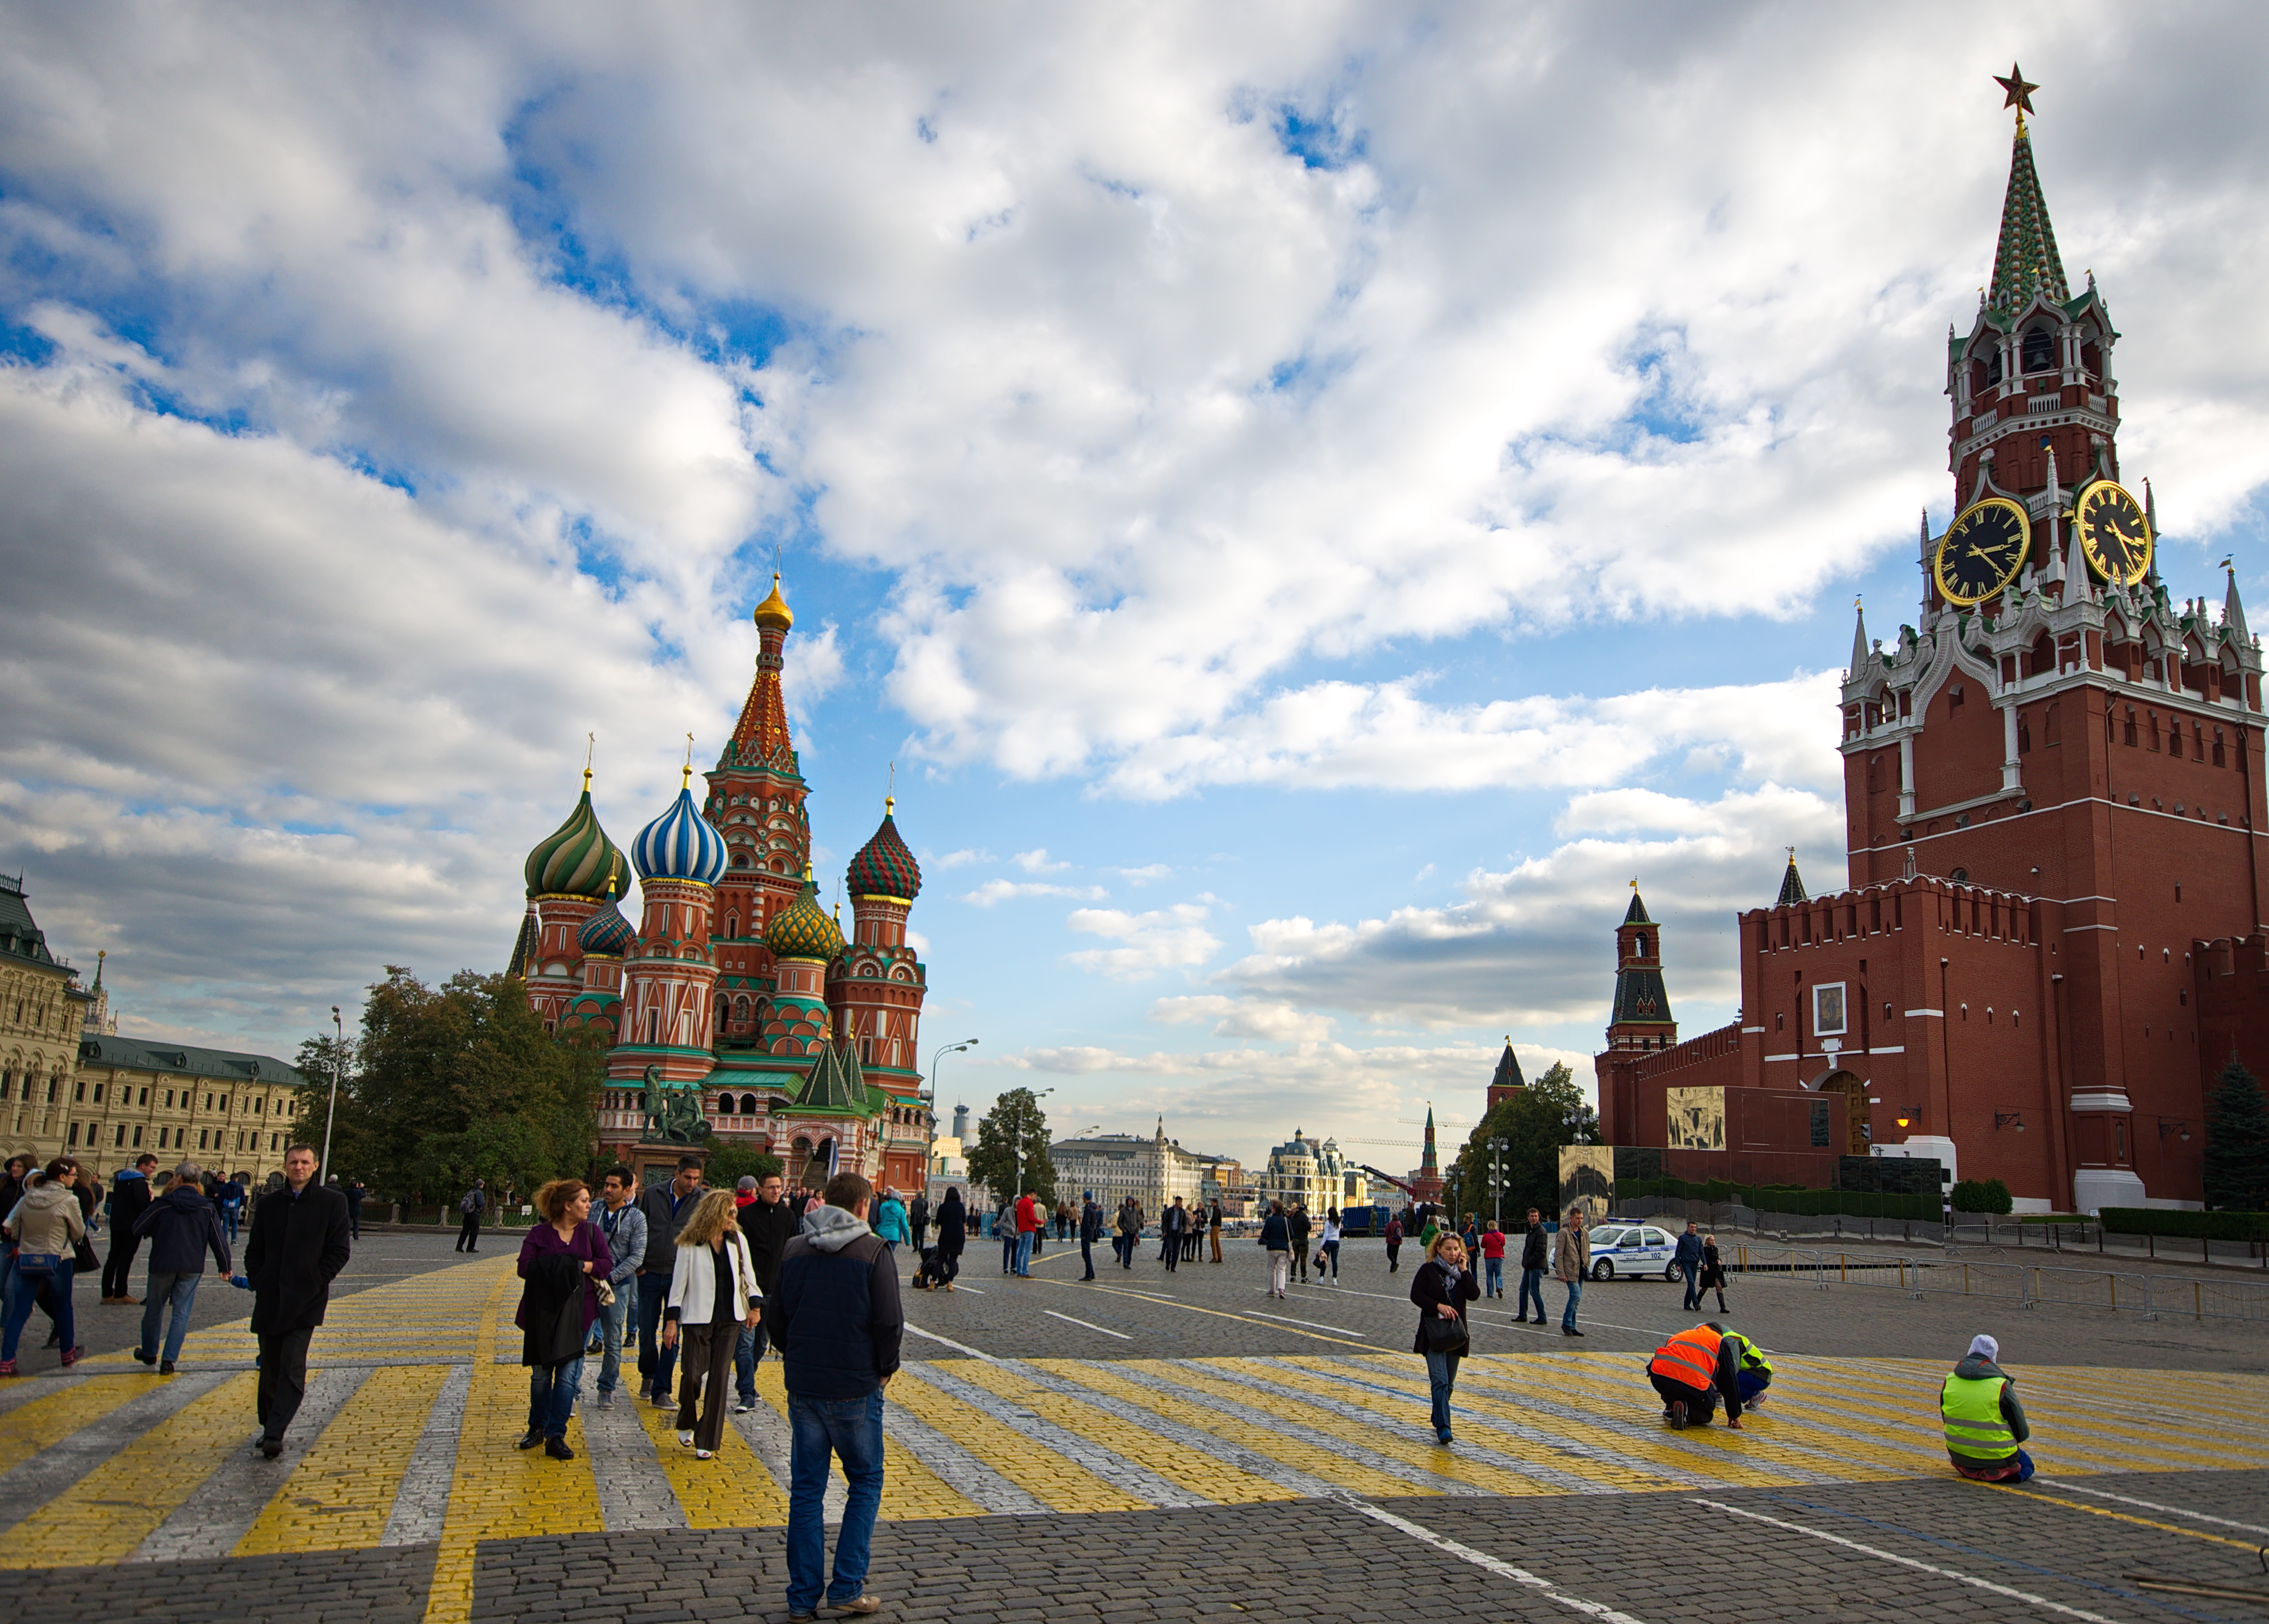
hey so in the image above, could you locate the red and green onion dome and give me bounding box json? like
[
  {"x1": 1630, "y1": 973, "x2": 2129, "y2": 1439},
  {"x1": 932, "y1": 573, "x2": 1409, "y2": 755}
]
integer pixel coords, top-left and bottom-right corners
[
  {"x1": 578, "y1": 890, "x2": 635, "y2": 957},
  {"x1": 524, "y1": 777, "x2": 626, "y2": 899},
  {"x1": 846, "y1": 796, "x2": 921, "y2": 901},
  {"x1": 767, "y1": 869, "x2": 845, "y2": 962}
]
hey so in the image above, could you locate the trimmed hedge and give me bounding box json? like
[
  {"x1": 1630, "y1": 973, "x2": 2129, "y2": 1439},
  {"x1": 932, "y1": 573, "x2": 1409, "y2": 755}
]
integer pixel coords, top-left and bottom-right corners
[
  {"x1": 1619, "y1": 1177, "x2": 1937, "y2": 1221},
  {"x1": 2099, "y1": 1207, "x2": 2269, "y2": 1242}
]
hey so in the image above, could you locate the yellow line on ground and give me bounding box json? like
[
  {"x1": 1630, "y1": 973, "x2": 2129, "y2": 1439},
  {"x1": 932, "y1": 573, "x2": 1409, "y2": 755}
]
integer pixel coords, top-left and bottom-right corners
[
  {"x1": 1978, "y1": 1480, "x2": 2269, "y2": 1552},
  {"x1": 1033, "y1": 1357, "x2": 1446, "y2": 1495},
  {"x1": 0, "y1": 1373, "x2": 162, "y2": 1456},
  {"x1": 0, "y1": 1373, "x2": 258, "y2": 1570},
  {"x1": 748, "y1": 1359, "x2": 979, "y2": 1523},
  {"x1": 888, "y1": 1362, "x2": 1147, "y2": 1514},
  {"x1": 234, "y1": 1364, "x2": 448, "y2": 1555},
  {"x1": 951, "y1": 1356, "x2": 1291, "y2": 1506},
  {"x1": 634, "y1": 1357, "x2": 770, "y2": 1529},
  {"x1": 420, "y1": 1268, "x2": 604, "y2": 1624}
]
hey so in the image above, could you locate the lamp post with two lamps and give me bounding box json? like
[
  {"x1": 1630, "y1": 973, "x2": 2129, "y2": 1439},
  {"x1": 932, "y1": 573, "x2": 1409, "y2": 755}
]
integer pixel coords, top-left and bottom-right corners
[{"x1": 924, "y1": 1037, "x2": 978, "y2": 1178}]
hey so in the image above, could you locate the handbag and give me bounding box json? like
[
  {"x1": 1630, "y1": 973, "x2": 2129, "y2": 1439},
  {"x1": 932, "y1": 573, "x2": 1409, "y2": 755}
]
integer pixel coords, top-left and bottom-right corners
[
  {"x1": 592, "y1": 1278, "x2": 616, "y2": 1308},
  {"x1": 13, "y1": 1251, "x2": 61, "y2": 1277},
  {"x1": 73, "y1": 1238, "x2": 99, "y2": 1272},
  {"x1": 1422, "y1": 1311, "x2": 1469, "y2": 1357}
]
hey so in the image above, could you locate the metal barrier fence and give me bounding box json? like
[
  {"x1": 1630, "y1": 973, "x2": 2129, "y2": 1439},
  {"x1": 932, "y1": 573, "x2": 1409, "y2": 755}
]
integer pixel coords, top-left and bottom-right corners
[{"x1": 1728, "y1": 1246, "x2": 2269, "y2": 1322}]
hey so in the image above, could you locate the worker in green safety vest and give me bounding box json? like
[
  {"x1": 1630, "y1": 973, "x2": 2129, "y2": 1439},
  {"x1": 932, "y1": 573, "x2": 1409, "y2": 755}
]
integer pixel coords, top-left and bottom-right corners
[
  {"x1": 1734, "y1": 1338, "x2": 1773, "y2": 1409},
  {"x1": 1940, "y1": 1333, "x2": 2033, "y2": 1482}
]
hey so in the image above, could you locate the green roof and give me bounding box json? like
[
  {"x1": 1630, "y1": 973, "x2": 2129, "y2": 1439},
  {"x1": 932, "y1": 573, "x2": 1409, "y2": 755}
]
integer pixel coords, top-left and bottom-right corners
[
  {"x1": 1987, "y1": 126, "x2": 2068, "y2": 315},
  {"x1": 78, "y1": 1034, "x2": 305, "y2": 1088}
]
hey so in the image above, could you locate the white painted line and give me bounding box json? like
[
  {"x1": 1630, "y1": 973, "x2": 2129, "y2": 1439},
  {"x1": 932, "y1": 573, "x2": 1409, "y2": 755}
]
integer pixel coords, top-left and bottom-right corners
[
  {"x1": 1250, "y1": 1310, "x2": 1367, "y2": 1339},
  {"x1": 949, "y1": 1285, "x2": 987, "y2": 1295},
  {"x1": 1331, "y1": 1493, "x2": 1655, "y2": 1623},
  {"x1": 1044, "y1": 1310, "x2": 1132, "y2": 1341},
  {"x1": 2034, "y1": 1477, "x2": 2269, "y2": 1536},
  {"x1": 1692, "y1": 1498, "x2": 2123, "y2": 1623},
  {"x1": 903, "y1": 1322, "x2": 1001, "y2": 1363}
]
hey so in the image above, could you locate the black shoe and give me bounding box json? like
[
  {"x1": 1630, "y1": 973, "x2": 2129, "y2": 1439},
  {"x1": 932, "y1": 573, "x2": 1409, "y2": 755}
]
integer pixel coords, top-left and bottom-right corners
[
  {"x1": 516, "y1": 1429, "x2": 544, "y2": 1450},
  {"x1": 1513, "y1": 1316, "x2": 1529, "y2": 1324},
  {"x1": 133, "y1": 1348, "x2": 155, "y2": 1366},
  {"x1": 1563, "y1": 1326, "x2": 1583, "y2": 1336},
  {"x1": 258, "y1": 1438, "x2": 283, "y2": 1459},
  {"x1": 545, "y1": 1436, "x2": 575, "y2": 1461},
  {"x1": 1667, "y1": 1401, "x2": 1687, "y2": 1431},
  {"x1": 159, "y1": 1360, "x2": 175, "y2": 1374}
]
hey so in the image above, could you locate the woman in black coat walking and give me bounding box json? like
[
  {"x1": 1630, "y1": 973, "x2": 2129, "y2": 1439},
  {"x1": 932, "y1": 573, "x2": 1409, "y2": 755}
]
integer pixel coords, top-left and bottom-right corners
[
  {"x1": 933, "y1": 1188, "x2": 967, "y2": 1292},
  {"x1": 1410, "y1": 1231, "x2": 1480, "y2": 1445},
  {"x1": 1700, "y1": 1233, "x2": 1729, "y2": 1314}
]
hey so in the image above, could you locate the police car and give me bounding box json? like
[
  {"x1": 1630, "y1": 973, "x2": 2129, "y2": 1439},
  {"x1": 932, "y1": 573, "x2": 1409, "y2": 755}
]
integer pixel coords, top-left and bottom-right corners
[{"x1": 1586, "y1": 1222, "x2": 1682, "y2": 1282}]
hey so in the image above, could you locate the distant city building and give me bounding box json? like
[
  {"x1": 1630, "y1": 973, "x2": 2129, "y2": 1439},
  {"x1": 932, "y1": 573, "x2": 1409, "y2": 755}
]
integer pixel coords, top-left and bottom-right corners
[
  {"x1": 2, "y1": 870, "x2": 306, "y2": 1183},
  {"x1": 1486, "y1": 1038, "x2": 1528, "y2": 1111},
  {"x1": 1403, "y1": 1107, "x2": 1444, "y2": 1204},
  {"x1": 1050, "y1": 1119, "x2": 1223, "y2": 1215},
  {"x1": 1260, "y1": 1127, "x2": 1366, "y2": 1212}
]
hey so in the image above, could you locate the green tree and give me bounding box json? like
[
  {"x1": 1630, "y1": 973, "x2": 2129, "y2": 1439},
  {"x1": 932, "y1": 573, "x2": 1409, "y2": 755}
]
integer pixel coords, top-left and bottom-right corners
[
  {"x1": 297, "y1": 967, "x2": 605, "y2": 1203},
  {"x1": 701, "y1": 1140, "x2": 786, "y2": 1190},
  {"x1": 2204, "y1": 1056, "x2": 2269, "y2": 1211},
  {"x1": 966, "y1": 1088, "x2": 1056, "y2": 1206},
  {"x1": 291, "y1": 1029, "x2": 364, "y2": 1174},
  {"x1": 1441, "y1": 1062, "x2": 1598, "y2": 1223}
]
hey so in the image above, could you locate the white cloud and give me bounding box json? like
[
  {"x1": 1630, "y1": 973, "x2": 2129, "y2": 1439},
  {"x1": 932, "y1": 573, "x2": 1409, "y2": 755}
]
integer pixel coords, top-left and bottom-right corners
[
  {"x1": 957, "y1": 878, "x2": 1108, "y2": 907},
  {"x1": 1064, "y1": 901, "x2": 1222, "y2": 980},
  {"x1": 1113, "y1": 863, "x2": 1173, "y2": 886},
  {"x1": 1218, "y1": 783, "x2": 1846, "y2": 1029},
  {"x1": 1012, "y1": 847, "x2": 1069, "y2": 874},
  {"x1": 1150, "y1": 994, "x2": 1334, "y2": 1043},
  {"x1": 926, "y1": 848, "x2": 995, "y2": 870}
]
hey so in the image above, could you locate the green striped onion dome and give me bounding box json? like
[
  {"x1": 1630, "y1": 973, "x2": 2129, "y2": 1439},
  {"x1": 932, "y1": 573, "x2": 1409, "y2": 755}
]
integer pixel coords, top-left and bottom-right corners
[
  {"x1": 846, "y1": 798, "x2": 921, "y2": 900},
  {"x1": 524, "y1": 783, "x2": 626, "y2": 899},
  {"x1": 766, "y1": 871, "x2": 845, "y2": 962}
]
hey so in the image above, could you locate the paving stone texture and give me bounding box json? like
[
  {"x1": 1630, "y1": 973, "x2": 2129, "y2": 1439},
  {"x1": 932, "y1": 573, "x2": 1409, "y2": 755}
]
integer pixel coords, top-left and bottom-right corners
[{"x1": 1, "y1": 1235, "x2": 2261, "y2": 1623}]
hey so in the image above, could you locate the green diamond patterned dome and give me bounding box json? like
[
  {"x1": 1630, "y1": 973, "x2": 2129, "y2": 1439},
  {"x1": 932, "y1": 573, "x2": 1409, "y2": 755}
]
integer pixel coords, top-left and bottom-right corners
[
  {"x1": 767, "y1": 870, "x2": 845, "y2": 962},
  {"x1": 846, "y1": 799, "x2": 921, "y2": 901},
  {"x1": 524, "y1": 779, "x2": 626, "y2": 900}
]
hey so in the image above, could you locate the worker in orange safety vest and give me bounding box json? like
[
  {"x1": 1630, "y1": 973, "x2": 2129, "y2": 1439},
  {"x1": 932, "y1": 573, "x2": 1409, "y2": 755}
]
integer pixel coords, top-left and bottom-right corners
[{"x1": 1646, "y1": 1321, "x2": 1753, "y2": 1430}]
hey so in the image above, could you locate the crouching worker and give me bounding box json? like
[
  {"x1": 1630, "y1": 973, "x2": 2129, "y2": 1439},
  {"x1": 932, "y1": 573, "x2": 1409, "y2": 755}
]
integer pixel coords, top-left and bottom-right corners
[
  {"x1": 1734, "y1": 1338, "x2": 1772, "y2": 1408},
  {"x1": 1941, "y1": 1333, "x2": 2033, "y2": 1482},
  {"x1": 1646, "y1": 1321, "x2": 1753, "y2": 1430}
]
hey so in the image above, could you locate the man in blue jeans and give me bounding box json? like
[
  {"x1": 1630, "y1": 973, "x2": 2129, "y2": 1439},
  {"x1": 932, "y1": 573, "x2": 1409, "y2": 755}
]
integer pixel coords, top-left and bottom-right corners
[
  {"x1": 1554, "y1": 1206, "x2": 1588, "y2": 1336},
  {"x1": 1515, "y1": 1207, "x2": 1550, "y2": 1324},
  {"x1": 770, "y1": 1170, "x2": 901, "y2": 1622},
  {"x1": 590, "y1": 1167, "x2": 646, "y2": 1408},
  {"x1": 1675, "y1": 1221, "x2": 1705, "y2": 1312},
  {"x1": 635, "y1": 1156, "x2": 705, "y2": 1408},
  {"x1": 131, "y1": 1159, "x2": 231, "y2": 1372}
]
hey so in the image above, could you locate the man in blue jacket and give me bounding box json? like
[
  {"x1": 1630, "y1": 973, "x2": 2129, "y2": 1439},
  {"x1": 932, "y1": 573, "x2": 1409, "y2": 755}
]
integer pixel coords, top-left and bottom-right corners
[
  {"x1": 131, "y1": 1159, "x2": 232, "y2": 1373},
  {"x1": 1675, "y1": 1222, "x2": 1706, "y2": 1311},
  {"x1": 769, "y1": 1171, "x2": 901, "y2": 1622}
]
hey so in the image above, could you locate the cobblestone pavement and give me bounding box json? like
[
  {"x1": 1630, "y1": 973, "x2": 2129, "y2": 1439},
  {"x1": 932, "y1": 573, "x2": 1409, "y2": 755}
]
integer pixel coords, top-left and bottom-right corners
[{"x1": 4, "y1": 1240, "x2": 2263, "y2": 1622}]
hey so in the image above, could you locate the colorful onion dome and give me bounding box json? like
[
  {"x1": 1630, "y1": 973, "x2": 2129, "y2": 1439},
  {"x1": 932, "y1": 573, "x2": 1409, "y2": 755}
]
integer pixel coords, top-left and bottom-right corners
[
  {"x1": 578, "y1": 887, "x2": 635, "y2": 956},
  {"x1": 752, "y1": 572, "x2": 794, "y2": 632},
  {"x1": 524, "y1": 774, "x2": 626, "y2": 899},
  {"x1": 633, "y1": 768, "x2": 727, "y2": 885},
  {"x1": 846, "y1": 796, "x2": 922, "y2": 901},
  {"x1": 767, "y1": 868, "x2": 845, "y2": 961}
]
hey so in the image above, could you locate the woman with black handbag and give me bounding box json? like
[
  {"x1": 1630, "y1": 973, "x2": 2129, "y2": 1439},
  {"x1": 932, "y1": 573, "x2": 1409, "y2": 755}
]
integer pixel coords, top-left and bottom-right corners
[
  {"x1": 1, "y1": 1156, "x2": 87, "y2": 1373},
  {"x1": 1410, "y1": 1230, "x2": 1479, "y2": 1444}
]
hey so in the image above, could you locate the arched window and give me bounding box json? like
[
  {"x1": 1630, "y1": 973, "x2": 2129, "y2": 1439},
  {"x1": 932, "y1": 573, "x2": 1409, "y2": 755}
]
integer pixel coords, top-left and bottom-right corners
[
  {"x1": 2021, "y1": 326, "x2": 2055, "y2": 374},
  {"x1": 1985, "y1": 344, "x2": 2002, "y2": 386},
  {"x1": 741, "y1": 1093, "x2": 760, "y2": 1115},
  {"x1": 726, "y1": 914, "x2": 739, "y2": 940},
  {"x1": 717, "y1": 1094, "x2": 735, "y2": 1116}
]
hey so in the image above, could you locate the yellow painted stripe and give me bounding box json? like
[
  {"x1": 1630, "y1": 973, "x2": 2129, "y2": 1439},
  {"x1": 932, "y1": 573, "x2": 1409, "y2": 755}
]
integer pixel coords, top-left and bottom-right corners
[
  {"x1": 631, "y1": 1353, "x2": 766, "y2": 1530},
  {"x1": 952, "y1": 1356, "x2": 1291, "y2": 1505},
  {"x1": 1190, "y1": 1358, "x2": 1546, "y2": 1497},
  {"x1": 421, "y1": 1271, "x2": 604, "y2": 1624},
  {"x1": 1032, "y1": 1356, "x2": 1445, "y2": 1496},
  {"x1": 0, "y1": 1373, "x2": 163, "y2": 1456},
  {"x1": 0, "y1": 1373, "x2": 259, "y2": 1570},
  {"x1": 887, "y1": 1363, "x2": 1147, "y2": 1513},
  {"x1": 748, "y1": 1358, "x2": 980, "y2": 1523},
  {"x1": 234, "y1": 1364, "x2": 448, "y2": 1555},
  {"x1": 1981, "y1": 1479, "x2": 2269, "y2": 1551}
]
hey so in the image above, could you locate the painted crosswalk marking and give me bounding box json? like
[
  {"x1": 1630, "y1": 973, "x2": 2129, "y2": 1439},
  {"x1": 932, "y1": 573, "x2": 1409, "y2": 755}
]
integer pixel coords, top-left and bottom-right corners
[{"x1": 0, "y1": 1249, "x2": 2257, "y2": 1592}]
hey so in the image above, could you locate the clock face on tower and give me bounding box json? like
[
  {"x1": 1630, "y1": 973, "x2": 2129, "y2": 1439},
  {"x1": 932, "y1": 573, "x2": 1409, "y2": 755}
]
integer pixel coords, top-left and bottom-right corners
[
  {"x1": 1933, "y1": 497, "x2": 2032, "y2": 607},
  {"x1": 2072, "y1": 479, "x2": 2153, "y2": 586}
]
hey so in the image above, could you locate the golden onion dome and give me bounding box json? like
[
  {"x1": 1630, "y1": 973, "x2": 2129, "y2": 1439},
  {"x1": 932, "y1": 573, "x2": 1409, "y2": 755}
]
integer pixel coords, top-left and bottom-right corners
[{"x1": 752, "y1": 572, "x2": 794, "y2": 632}]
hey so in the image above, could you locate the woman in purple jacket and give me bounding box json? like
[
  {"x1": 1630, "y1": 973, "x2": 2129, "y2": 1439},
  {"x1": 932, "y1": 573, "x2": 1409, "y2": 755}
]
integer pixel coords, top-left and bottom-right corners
[{"x1": 516, "y1": 1179, "x2": 612, "y2": 1460}]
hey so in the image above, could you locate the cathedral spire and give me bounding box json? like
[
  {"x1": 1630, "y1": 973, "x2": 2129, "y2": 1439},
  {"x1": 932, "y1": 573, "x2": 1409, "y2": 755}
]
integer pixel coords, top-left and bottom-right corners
[
  {"x1": 726, "y1": 573, "x2": 801, "y2": 775},
  {"x1": 1986, "y1": 69, "x2": 2068, "y2": 315},
  {"x1": 1849, "y1": 598, "x2": 1869, "y2": 672},
  {"x1": 1776, "y1": 848, "x2": 1808, "y2": 907},
  {"x1": 2226, "y1": 561, "x2": 2250, "y2": 641}
]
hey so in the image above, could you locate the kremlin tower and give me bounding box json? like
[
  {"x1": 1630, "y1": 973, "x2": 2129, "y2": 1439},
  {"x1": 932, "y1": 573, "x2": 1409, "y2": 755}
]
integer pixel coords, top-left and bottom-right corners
[{"x1": 511, "y1": 574, "x2": 934, "y2": 1191}]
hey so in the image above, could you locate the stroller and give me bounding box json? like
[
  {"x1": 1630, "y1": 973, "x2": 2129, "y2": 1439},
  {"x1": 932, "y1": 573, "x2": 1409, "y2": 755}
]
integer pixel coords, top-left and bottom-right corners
[{"x1": 910, "y1": 1244, "x2": 946, "y2": 1291}]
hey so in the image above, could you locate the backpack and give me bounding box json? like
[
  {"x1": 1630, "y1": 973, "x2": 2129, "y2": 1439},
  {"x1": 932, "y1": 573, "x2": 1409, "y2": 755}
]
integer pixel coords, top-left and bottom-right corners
[{"x1": 459, "y1": 1190, "x2": 481, "y2": 1214}]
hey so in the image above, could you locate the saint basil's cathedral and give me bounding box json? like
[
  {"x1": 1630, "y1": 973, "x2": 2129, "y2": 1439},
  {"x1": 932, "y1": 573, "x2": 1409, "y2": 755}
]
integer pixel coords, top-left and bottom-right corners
[{"x1": 508, "y1": 575, "x2": 933, "y2": 1193}]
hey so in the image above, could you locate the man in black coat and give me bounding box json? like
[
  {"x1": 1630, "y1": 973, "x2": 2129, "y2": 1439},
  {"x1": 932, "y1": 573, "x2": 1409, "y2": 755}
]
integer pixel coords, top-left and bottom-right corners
[
  {"x1": 132, "y1": 1159, "x2": 231, "y2": 1372},
  {"x1": 101, "y1": 1154, "x2": 159, "y2": 1303},
  {"x1": 734, "y1": 1170, "x2": 799, "y2": 1411},
  {"x1": 907, "y1": 1191, "x2": 928, "y2": 1256},
  {"x1": 244, "y1": 1145, "x2": 351, "y2": 1459}
]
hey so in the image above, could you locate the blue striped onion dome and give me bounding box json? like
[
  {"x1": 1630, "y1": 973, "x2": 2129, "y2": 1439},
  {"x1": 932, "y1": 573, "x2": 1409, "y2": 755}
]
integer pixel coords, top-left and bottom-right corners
[
  {"x1": 524, "y1": 782, "x2": 626, "y2": 899},
  {"x1": 578, "y1": 893, "x2": 635, "y2": 956},
  {"x1": 767, "y1": 871, "x2": 845, "y2": 961},
  {"x1": 633, "y1": 777, "x2": 727, "y2": 885},
  {"x1": 846, "y1": 798, "x2": 922, "y2": 900}
]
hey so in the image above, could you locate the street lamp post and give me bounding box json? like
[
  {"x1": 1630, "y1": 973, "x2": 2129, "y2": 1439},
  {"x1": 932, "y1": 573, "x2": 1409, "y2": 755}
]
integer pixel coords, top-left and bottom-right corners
[
  {"x1": 321, "y1": 1005, "x2": 343, "y2": 1183},
  {"x1": 925, "y1": 1037, "x2": 978, "y2": 1182},
  {"x1": 1008, "y1": 1087, "x2": 1053, "y2": 1201},
  {"x1": 1488, "y1": 1136, "x2": 1508, "y2": 1229}
]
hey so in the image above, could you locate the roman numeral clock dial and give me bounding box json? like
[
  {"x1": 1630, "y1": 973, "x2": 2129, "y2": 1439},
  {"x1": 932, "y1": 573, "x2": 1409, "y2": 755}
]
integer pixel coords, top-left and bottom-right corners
[
  {"x1": 1933, "y1": 497, "x2": 2032, "y2": 607},
  {"x1": 2073, "y1": 479, "x2": 2153, "y2": 586}
]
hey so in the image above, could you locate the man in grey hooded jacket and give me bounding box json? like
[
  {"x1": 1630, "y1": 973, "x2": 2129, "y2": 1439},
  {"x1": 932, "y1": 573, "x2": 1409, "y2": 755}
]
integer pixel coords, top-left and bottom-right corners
[
  {"x1": 1940, "y1": 1333, "x2": 2033, "y2": 1480},
  {"x1": 769, "y1": 1172, "x2": 901, "y2": 1622}
]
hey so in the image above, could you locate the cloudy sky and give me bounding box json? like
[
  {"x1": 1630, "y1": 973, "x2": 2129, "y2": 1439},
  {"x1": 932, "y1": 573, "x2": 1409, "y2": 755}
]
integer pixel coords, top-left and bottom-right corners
[{"x1": 6, "y1": 4, "x2": 2267, "y2": 1172}]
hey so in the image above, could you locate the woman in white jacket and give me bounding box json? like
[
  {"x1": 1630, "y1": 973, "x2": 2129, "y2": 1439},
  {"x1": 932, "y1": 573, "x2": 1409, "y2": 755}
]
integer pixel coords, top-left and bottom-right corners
[{"x1": 660, "y1": 1189, "x2": 762, "y2": 1459}]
